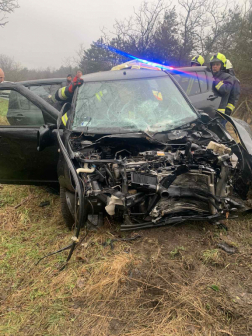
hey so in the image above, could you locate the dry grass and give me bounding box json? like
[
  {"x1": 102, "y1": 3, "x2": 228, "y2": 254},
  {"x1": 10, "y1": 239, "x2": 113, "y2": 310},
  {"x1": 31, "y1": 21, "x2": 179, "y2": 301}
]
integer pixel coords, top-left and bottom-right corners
[{"x1": 1, "y1": 185, "x2": 252, "y2": 336}]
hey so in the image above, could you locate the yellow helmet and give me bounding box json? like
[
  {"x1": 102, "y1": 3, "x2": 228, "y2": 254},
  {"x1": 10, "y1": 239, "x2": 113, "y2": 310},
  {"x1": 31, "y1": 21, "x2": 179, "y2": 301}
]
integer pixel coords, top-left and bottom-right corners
[
  {"x1": 210, "y1": 53, "x2": 227, "y2": 70},
  {"x1": 191, "y1": 55, "x2": 205, "y2": 66}
]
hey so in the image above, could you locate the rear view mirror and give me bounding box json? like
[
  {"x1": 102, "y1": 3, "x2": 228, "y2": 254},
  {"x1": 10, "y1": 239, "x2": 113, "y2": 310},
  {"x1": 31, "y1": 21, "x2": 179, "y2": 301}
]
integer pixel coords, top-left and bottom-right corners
[{"x1": 37, "y1": 124, "x2": 56, "y2": 151}]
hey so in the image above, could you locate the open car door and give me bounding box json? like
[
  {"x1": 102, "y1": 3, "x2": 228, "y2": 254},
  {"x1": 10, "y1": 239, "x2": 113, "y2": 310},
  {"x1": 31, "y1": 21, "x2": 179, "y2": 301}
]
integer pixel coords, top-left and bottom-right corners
[{"x1": 0, "y1": 82, "x2": 60, "y2": 185}]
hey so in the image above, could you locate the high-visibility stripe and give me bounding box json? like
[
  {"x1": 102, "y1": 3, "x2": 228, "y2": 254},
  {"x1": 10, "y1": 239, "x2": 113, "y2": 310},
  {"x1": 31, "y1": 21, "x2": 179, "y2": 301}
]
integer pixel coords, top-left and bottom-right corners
[
  {"x1": 96, "y1": 93, "x2": 101, "y2": 101},
  {"x1": 62, "y1": 113, "x2": 68, "y2": 126},
  {"x1": 99, "y1": 91, "x2": 103, "y2": 97},
  {"x1": 215, "y1": 81, "x2": 224, "y2": 90},
  {"x1": 62, "y1": 116, "x2": 66, "y2": 126},
  {"x1": 61, "y1": 87, "x2": 67, "y2": 99},
  {"x1": 226, "y1": 103, "x2": 235, "y2": 111},
  {"x1": 217, "y1": 109, "x2": 225, "y2": 113},
  {"x1": 58, "y1": 87, "x2": 68, "y2": 100}
]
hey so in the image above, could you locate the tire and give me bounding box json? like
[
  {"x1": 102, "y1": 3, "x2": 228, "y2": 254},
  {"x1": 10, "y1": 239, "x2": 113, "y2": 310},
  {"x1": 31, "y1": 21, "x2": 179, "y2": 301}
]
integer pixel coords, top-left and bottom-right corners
[{"x1": 60, "y1": 186, "x2": 75, "y2": 229}]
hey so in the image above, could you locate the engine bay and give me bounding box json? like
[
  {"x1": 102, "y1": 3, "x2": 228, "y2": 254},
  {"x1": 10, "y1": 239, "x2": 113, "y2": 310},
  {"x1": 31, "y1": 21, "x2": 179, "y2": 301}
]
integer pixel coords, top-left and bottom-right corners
[{"x1": 66, "y1": 119, "x2": 249, "y2": 230}]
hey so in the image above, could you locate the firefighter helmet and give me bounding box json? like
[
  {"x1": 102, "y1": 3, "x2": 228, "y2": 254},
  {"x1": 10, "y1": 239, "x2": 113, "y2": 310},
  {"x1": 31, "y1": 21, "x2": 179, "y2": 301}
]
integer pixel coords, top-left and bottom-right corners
[
  {"x1": 210, "y1": 53, "x2": 227, "y2": 70},
  {"x1": 226, "y1": 59, "x2": 235, "y2": 76},
  {"x1": 191, "y1": 55, "x2": 205, "y2": 66},
  {"x1": 226, "y1": 59, "x2": 233, "y2": 70}
]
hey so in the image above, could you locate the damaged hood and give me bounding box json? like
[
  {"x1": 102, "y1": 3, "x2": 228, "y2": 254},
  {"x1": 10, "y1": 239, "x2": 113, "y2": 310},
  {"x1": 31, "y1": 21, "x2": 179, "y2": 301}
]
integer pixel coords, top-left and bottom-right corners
[{"x1": 67, "y1": 115, "x2": 251, "y2": 230}]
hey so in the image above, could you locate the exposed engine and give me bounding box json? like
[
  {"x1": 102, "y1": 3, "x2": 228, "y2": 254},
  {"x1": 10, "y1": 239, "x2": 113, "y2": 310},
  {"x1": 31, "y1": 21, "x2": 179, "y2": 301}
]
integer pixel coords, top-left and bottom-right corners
[{"x1": 67, "y1": 122, "x2": 247, "y2": 230}]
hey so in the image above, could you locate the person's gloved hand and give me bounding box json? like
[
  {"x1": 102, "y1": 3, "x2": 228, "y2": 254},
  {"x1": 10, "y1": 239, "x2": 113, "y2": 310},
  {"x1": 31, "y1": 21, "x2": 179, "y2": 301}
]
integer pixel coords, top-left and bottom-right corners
[
  {"x1": 225, "y1": 108, "x2": 232, "y2": 116},
  {"x1": 68, "y1": 76, "x2": 84, "y2": 93}
]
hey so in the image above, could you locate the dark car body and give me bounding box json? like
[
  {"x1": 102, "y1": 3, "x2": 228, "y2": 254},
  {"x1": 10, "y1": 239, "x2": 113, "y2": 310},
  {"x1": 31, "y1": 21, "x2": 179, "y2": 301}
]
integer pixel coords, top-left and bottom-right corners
[
  {"x1": 169, "y1": 66, "x2": 221, "y2": 117},
  {"x1": 0, "y1": 81, "x2": 60, "y2": 185},
  {"x1": 0, "y1": 70, "x2": 252, "y2": 231}
]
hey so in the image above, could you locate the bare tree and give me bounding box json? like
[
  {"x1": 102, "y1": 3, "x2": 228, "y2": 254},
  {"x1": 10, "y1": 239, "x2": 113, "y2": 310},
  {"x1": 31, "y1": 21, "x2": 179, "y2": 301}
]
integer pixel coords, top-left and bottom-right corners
[
  {"x1": 177, "y1": 0, "x2": 241, "y2": 64},
  {"x1": 113, "y1": 0, "x2": 170, "y2": 56},
  {"x1": 0, "y1": 0, "x2": 19, "y2": 27},
  {"x1": 178, "y1": 0, "x2": 211, "y2": 65}
]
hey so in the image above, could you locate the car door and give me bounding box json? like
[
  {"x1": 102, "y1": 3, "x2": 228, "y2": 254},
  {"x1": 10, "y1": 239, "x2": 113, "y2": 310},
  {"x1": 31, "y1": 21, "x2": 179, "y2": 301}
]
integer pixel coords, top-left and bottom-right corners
[
  {"x1": 0, "y1": 83, "x2": 60, "y2": 185},
  {"x1": 171, "y1": 68, "x2": 221, "y2": 117},
  {"x1": 195, "y1": 69, "x2": 221, "y2": 117}
]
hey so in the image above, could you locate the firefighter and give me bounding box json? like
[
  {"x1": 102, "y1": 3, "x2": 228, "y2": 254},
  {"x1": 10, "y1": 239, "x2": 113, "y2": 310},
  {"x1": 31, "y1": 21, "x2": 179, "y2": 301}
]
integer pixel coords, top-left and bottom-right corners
[
  {"x1": 225, "y1": 59, "x2": 241, "y2": 116},
  {"x1": 55, "y1": 75, "x2": 84, "y2": 126},
  {"x1": 191, "y1": 55, "x2": 205, "y2": 66},
  {"x1": 55, "y1": 75, "x2": 83, "y2": 103},
  {"x1": 209, "y1": 53, "x2": 234, "y2": 115}
]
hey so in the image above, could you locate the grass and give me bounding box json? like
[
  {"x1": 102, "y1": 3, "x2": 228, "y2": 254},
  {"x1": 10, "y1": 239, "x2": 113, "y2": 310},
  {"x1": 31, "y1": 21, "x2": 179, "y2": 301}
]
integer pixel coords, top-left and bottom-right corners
[
  {"x1": 0, "y1": 97, "x2": 9, "y2": 125},
  {"x1": 202, "y1": 249, "x2": 226, "y2": 266},
  {"x1": 1, "y1": 184, "x2": 252, "y2": 335}
]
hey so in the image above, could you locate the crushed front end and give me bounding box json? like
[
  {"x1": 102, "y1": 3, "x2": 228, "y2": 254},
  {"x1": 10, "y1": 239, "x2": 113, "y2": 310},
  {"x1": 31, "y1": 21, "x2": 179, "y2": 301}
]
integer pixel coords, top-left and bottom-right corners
[{"x1": 68, "y1": 120, "x2": 249, "y2": 230}]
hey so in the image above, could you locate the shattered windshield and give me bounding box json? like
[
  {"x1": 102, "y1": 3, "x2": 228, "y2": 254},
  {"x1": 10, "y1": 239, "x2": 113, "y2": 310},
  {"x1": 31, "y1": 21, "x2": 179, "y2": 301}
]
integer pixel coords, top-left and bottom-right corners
[{"x1": 73, "y1": 76, "x2": 198, "y2": 133}]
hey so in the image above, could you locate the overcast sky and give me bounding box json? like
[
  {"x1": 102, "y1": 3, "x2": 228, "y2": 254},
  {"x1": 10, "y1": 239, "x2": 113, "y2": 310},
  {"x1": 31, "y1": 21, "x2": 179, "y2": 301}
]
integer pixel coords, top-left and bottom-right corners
[{"x1": 0, "y1": 0, "x2": 149, "y2": 69}]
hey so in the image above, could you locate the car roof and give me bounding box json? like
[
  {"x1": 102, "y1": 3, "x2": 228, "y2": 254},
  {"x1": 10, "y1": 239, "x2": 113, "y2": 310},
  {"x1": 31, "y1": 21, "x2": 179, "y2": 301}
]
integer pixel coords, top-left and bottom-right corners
[
  {"x1": 176, "y1": 66, "x2": 209, "y2": 72},
  {"x1": 17, "y1": 78, "x2": 64, "y2": 86},
  {"x1": 110, "y1": 59, "x2": 210, "y2": 73},
  {"x1": 81, "y1": 69, "x2": 168, "y2": 82},
  {"x1": 15, "y1": 65, "x2": 210, "y2": 87}
]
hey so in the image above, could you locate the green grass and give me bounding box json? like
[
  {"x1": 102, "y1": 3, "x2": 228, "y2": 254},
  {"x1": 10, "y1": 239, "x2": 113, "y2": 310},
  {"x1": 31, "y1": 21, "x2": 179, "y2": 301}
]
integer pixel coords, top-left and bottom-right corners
[
  {"x1": 0, "y1": 97, "x2": 8, "y2": 116},
  {"x1": 0, "y1": 184, "x2": 252, "y2": 336},
  {"x1": 0, "y1": 97, "x2": 9, "y2": 125}
]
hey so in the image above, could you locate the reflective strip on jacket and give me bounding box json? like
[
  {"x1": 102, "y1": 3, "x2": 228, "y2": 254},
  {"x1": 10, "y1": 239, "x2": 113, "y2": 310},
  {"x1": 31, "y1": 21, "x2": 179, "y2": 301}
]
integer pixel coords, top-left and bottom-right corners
[
  {"x1": 212, "y1": 71, "x2": 234, "y2": 113},
  {"x1": 55, "y1": 86, "x2": 73, "y2": 102},
  {"x1": 226, "y1": 76, "x2": 241, "y2": 113}
]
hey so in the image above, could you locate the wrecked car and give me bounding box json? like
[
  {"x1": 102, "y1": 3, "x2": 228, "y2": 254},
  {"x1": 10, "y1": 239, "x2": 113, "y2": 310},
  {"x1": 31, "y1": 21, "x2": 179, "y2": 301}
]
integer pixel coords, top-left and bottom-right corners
[{"x1": 0, "y1": 70, "x2": 252, "y2": 232}]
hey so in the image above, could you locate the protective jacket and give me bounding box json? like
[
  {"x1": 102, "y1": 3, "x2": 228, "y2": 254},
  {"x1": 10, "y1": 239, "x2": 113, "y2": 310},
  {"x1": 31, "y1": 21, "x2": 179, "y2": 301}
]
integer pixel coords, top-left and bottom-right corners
[
  {"x1": 225, "y1": 76, "x2": 241, "y2": 115},
  {"x1": 55, "y1": 76, "x2": 83, "y2": 103},
  {"x1": 55, "y1": 76, "x2": 84, "y2": 126},
  {"x1": 212, "y1": 71, "x2": 234, "y2": 113}
]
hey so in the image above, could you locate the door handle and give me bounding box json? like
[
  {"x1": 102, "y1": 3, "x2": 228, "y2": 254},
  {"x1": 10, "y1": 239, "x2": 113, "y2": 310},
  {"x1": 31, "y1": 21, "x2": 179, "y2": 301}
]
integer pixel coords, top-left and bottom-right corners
[
  {"x1": 17, "y1": 113, "x2": 24, "y2": 117},
  {"x1": 207, "y1": 95, "x2": 219, "y2": 101}
]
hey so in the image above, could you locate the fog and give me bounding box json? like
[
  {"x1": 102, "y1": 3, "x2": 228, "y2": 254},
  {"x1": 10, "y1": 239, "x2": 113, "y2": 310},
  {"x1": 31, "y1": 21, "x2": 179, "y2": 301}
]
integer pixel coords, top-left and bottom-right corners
[{"x1": 0, "y1": 0, "x2": 147, "y2": 68}]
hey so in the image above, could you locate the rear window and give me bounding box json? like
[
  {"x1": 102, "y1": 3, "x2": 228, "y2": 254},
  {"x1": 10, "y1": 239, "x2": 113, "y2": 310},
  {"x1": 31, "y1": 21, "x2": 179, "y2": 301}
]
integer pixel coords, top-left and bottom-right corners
[{"x1": 172, "y1": 72, "x2": 201, "y2": 96}]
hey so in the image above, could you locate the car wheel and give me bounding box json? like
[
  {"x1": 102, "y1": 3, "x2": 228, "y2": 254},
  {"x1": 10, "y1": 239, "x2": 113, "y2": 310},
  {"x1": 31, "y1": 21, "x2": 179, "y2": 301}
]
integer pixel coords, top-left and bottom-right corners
[{"x1": 60, "y1": 186, "x2": 75, "y2": 229}]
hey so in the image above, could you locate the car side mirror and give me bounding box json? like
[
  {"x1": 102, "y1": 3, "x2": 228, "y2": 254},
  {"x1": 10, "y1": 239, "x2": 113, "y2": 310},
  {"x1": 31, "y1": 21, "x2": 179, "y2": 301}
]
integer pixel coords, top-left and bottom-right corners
[
  {"x1": 199, "y1": 112, "x2": 212, "y2": 123},
  {"x1": 37, "y1": 124, "x2": 56, "y2": 151}
]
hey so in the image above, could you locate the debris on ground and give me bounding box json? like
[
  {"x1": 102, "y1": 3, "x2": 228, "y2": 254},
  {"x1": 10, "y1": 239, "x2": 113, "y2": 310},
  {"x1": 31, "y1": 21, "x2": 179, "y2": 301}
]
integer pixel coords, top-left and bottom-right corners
[
  {"x1": 217, "y1": 242, "x2": 237, "y2": 254},
  {"x1": 39, "y1": 200, "x2": 50, "y2": 207}
]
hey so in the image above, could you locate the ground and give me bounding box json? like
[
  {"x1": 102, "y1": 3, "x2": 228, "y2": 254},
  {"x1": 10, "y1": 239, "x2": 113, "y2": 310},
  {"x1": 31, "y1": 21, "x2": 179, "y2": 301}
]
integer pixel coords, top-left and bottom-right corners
[{"x1": 0, "y1": 184, "x2": 252, "y2": 336}]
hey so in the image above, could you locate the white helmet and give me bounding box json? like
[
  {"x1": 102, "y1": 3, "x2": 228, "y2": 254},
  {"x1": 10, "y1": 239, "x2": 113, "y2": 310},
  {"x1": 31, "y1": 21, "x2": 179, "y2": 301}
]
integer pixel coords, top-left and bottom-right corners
[{"x1": 226, "y1": 59, "x2": 233, "y2": 70}]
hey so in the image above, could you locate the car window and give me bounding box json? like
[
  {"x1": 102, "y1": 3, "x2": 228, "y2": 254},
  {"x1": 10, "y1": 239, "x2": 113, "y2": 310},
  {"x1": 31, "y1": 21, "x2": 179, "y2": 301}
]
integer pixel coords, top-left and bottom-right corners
[
  {"x1": 197, "y1": 72, "x2": 208, "y2": 93},
  {"x1": 0, "y1": 89, "x2": 44, "y2": 126},
  {"x1": 172, "y1": 72, "x2": 200, "y2": 96},
  {"x1": 30, "y1": 84, "x2": 62, "y2": 111}
]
